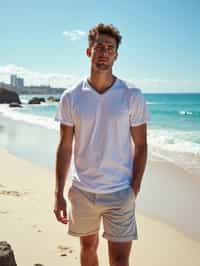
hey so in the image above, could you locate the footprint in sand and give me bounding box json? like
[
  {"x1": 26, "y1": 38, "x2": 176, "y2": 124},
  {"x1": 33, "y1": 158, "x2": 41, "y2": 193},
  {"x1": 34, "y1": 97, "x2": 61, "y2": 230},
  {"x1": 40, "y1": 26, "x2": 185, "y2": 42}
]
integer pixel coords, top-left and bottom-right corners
[
  {"x1": 57, "y1": 245, "x2": 74, "y2": 257},
  {"x1": 0, "y1": 189, "x2": 27, "y2": 197},
  {"x1": 0, "y1": 211, "x2": 8, "y2": 214},
  {"x1": 32, "y1": 225, "x2": 43, "y2": 233}
]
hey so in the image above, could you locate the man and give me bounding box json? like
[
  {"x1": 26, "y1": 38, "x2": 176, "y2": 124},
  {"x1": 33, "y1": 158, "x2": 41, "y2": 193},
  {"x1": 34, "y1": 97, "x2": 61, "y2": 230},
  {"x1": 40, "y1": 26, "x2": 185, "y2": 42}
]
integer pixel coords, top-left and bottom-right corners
[{"x1": 54, "y1": 23, "x2": 149, "y2": 266}]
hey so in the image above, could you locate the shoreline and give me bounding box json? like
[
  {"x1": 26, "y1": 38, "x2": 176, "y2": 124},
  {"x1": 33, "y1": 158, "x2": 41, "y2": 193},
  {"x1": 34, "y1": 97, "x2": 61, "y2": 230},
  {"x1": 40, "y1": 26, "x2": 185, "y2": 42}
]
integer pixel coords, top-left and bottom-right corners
[
  {"x1": 0, "y1": 110, "x2": 200, "y2": 175},
  {"x1": 1, "y1": 148, "x2": 200, "y2": 265}
]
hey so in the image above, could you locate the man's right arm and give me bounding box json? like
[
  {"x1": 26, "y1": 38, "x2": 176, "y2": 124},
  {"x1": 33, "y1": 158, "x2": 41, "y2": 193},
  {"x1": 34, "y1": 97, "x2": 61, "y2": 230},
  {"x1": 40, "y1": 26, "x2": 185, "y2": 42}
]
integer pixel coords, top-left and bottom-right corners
[{"x1": 54, "y1": 123, "x2": 74, "y2": 224}]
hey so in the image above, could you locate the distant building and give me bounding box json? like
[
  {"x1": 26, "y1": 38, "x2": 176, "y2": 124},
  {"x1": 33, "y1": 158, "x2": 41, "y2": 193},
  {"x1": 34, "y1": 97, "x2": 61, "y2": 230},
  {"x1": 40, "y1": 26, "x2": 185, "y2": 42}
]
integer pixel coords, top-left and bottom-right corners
[
  {"x1": 21, "y1": 85, "x2": 65, "y2": 95},
  {"x1": 0, "y1": 75, "x2": 66, "y2": 95},
  {"x1": 10, "y1": 74, "x2": 24, "y2": 93},
  {"x1": 10, "y1": 75, "x2": 17, "y2": 87},
  {"x1": 16, "y1": 78, "x2": 24, "y2": 90}
]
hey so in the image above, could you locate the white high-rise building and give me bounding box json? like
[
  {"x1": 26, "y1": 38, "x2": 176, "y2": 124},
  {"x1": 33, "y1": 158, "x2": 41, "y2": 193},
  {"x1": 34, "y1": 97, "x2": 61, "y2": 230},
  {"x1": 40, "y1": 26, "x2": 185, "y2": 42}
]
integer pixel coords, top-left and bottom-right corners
[
  {"x1": 10, "y1": 74, "x2": 17, "y2": 87},
  {"x1": 16, "y1": 78, "x2": 24, "y2": 89},
  {"x1": 10, "y1": 74, "x2": 24, "y2": 92}
]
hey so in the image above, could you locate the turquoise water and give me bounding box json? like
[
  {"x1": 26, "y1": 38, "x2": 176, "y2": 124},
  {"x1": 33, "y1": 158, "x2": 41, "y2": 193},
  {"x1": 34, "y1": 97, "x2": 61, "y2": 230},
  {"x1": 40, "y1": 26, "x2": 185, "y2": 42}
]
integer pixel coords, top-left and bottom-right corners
[
  {"x1": 18, "y1": 103, "x2": 57, "y2": 118},
  {"x1": 19, "y1": 93, "x2": 200, "y2": 149},
  {"x1": 0, "y1": 92, "x2": 200, "y2": 175},
  {"x1": 19, "y1": 94, "x2": 59, "y2": 118},
  {"x1": 145, "y1": 93, "x2": 200, "y2": 131},
  {"x1": 19, "y1": 93, "x2": 200, "y2": 131}
]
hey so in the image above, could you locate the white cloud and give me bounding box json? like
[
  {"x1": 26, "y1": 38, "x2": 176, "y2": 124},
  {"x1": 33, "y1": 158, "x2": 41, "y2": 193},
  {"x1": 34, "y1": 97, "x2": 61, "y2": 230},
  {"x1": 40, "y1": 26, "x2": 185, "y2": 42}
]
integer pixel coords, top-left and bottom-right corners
[
  {"x1": 63, "y1": 29, "x2": 86, "y2": 41},
  {"x1": 0, "y1": 64, "x2": 79, "y2": 88}
]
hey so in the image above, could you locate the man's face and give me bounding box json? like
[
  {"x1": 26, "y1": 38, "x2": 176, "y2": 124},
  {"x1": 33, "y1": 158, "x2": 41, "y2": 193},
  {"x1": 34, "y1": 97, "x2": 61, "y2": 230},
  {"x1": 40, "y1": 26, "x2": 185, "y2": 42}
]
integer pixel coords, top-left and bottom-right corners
[{"x1": 87, "y1": 34, "x2": 118, "y2": 72}]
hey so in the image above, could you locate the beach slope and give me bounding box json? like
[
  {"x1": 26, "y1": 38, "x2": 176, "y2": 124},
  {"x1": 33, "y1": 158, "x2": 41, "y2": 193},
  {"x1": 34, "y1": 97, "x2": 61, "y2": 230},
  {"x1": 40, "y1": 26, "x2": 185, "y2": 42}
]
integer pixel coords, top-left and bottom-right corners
[{"x1": 0, "y1": 149, "x2": 200, "y2": 266}]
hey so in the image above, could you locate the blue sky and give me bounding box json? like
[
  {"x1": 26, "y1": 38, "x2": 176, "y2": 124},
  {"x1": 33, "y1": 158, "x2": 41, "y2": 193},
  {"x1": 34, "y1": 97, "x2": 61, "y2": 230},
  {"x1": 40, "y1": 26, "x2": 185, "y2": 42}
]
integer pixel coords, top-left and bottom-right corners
[{"x1": 0, "y1": 0, "x2": 200, "y2": 92}]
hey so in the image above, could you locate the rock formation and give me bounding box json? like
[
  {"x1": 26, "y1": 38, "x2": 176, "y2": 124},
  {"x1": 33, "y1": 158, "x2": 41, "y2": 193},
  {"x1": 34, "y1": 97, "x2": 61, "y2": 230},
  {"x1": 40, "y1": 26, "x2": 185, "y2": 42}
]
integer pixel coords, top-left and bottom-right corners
[
  {"x1": 0, "y1": 88, "x2": 21, "y2": 104},
  {"x1": 0, "y1": 241, "x2": 17, "y2": 266},
  {"x1": 28, "y1": 97, "x2": 45, "y2": 104}
]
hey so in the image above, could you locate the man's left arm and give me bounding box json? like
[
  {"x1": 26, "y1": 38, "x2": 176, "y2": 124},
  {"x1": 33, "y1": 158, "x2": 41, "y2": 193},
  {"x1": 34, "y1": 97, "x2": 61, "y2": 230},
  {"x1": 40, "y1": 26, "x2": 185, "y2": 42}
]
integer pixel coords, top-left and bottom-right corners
[{"x1": 130, "y1": 123, "x2": 148, "y2": 198}]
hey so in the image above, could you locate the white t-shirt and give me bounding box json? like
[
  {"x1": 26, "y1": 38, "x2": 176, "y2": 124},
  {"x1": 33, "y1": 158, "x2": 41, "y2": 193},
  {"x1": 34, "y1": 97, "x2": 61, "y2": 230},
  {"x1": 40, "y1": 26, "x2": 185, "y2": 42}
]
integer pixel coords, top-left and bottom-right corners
[{"x1": 55, "y1": 77, "x2": 149, "y2": 193}]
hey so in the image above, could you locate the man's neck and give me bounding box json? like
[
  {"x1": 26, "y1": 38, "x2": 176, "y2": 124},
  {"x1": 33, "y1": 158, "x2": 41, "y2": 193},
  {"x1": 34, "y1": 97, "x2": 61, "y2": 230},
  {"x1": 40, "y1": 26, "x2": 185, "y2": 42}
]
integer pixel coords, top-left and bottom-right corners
[{"x1": 88, "y1": 71, "x2": 116, "y2": 93}]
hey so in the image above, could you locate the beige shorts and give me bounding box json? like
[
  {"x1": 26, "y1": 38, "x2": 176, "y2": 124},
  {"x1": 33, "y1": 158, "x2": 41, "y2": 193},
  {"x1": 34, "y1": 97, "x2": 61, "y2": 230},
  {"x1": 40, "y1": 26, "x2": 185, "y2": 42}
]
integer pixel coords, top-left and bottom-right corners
[{"x1": 67, "y1": 186, "x2": 138, "y2": 242}]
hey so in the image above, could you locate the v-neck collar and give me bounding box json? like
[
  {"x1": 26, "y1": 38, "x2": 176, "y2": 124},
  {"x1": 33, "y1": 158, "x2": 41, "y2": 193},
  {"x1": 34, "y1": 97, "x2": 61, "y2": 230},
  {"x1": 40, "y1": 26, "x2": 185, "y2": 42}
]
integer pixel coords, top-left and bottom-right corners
[{"x1": 83, "y1": 77, "x2": 119, "y2": 97}]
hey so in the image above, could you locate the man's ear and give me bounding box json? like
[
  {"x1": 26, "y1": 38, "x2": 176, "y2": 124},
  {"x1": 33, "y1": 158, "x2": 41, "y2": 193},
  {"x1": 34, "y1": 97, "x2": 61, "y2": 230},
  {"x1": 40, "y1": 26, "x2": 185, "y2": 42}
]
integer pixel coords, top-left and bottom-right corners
[{"x1": 86, "y1": 48, "x2": 91, "y2": 57}]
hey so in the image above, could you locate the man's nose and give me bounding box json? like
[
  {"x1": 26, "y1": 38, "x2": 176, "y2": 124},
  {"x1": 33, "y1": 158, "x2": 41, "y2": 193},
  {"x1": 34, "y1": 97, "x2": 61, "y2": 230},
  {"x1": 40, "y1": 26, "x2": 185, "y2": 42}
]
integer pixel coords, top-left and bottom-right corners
[{"x1": 100, "y1": 47, "x2": 109, "y2": 55}]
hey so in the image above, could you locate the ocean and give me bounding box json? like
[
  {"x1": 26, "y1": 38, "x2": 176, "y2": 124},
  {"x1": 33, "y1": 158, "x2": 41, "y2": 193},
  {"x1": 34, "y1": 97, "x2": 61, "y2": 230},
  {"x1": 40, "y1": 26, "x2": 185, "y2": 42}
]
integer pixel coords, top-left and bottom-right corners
[{"x1": 0, "y1": 92, "x2": 200, "y2": 176}]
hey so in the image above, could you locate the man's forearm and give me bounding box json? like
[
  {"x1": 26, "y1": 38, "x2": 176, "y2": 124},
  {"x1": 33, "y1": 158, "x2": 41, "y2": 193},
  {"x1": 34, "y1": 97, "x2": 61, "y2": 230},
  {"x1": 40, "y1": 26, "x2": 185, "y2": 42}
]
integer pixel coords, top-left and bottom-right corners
[
  {"x1": 55, "y1": 144, "x2": 72, "y2": 196},
  {"x1": 131, "y1": 144, "x2": 148, "y2": 192}
]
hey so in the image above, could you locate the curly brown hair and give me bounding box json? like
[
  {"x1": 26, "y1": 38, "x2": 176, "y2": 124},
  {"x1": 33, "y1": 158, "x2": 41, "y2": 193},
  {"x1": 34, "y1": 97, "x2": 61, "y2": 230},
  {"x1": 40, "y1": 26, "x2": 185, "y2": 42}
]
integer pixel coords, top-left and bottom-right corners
[{"x1": 88, "y1": 23, "x2": 122, "y2": 50}]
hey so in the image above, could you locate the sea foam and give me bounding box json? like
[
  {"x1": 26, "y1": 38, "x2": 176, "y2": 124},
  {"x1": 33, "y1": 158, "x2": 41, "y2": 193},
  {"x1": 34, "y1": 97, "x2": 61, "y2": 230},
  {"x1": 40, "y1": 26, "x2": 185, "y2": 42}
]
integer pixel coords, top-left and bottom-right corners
[{"x1": 0, "y1": 104, "x2": 58, "y2": 130}]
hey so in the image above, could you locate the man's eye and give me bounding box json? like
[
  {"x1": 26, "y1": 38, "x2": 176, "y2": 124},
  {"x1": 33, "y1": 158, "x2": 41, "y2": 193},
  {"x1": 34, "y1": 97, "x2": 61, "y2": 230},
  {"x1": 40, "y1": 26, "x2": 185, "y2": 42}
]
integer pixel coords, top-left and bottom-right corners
[
  {"x1": 108, "y1": 47, "x2": 114, "y2": 51},
  {"x1": 94, "y1": 44, "x2": 115, "y2": 53}
]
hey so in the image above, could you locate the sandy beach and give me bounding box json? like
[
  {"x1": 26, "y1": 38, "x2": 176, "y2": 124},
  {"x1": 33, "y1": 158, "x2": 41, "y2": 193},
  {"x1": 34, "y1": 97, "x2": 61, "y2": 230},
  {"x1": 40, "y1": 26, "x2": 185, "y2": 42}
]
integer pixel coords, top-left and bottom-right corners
[{"x1": 1, "y1": 148, "x2": 200, "y2": 265}]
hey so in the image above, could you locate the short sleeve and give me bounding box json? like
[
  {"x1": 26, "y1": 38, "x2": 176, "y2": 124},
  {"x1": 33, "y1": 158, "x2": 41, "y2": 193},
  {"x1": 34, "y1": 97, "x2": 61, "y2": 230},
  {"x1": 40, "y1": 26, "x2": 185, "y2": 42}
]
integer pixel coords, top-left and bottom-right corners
[
  {"x1": 129, "y1": 90, "x2": 150, "y2": 127},
  {"x1": 54, "y1": 92, "x2": 74, "y2": 126}
]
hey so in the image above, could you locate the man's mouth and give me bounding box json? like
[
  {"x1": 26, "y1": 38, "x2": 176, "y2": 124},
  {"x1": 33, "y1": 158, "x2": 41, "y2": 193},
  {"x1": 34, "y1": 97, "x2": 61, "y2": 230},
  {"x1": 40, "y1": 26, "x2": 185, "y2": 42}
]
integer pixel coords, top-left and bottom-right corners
[{"x1": 98, "y1": 57, "x2": 108, "y2": 62}]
